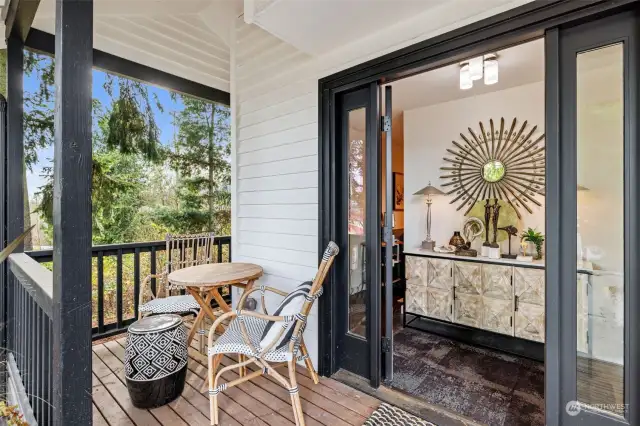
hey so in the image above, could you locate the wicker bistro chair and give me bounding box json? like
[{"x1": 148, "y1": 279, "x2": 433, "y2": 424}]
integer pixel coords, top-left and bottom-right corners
[
  {"x1": 138, "y1": 232, "x2": 217, "y2": 320},
  {"x1": 206, "y1": 241, "x2": 339, "y2": 426}
]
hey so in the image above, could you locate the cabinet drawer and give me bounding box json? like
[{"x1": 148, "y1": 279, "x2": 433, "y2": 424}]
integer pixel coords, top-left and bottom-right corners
[
  {"x1": 482, "y1": 297, "x2": 513, "y2": 335},
  {"x1": 454, "y1": 262, "x2": 482, "y2": 296},
  {"x1": 454, "y1": 293, "x2": 482, "y2": 328},
  {"x1": 426, "y1": 287, "x2": 453, "y2": 322},
  {"x1": 406, "y1": 256, "x2": 429, "y2": 281},
  {"x1": 427, "y1": 259, "x2": 453, "y2": 291},
  {"x1": 405, "y1": 283, "x2": 428, "y2": 317},
  {"x1": 514, "y1": 267, "x2": 545, "y2": 306},
  {"x1": 514, "y1": 302, "x2": 545, "y2": 342},
  {"x1": 482, "y1": 264, "x2": 512, "y2": 300}
]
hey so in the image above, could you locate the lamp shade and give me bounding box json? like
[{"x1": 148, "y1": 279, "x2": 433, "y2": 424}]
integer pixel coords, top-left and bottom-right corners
[
  {"x1": 459, "y1": 64, "x2": 472, "y2": 90},
  {"x1": 469, "y1": 56, "x2": 483, "y2": 81},
  {"x1": 484, "y1": 58, "x2": 498, "y2": 85},
  {"x1": 413, "y1": 183, "x2": 444, "y2": 196}
]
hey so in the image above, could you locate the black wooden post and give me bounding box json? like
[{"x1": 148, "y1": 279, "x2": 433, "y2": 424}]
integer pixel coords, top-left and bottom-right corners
[
  {"x1": 6, "y1": 35, "x2": 24, "y2": 249},
  {"x1": 2, "y1": 32, "x2": 25, "y2": 399},
  {"x1": 51, "y1": 0, "x2": 93, "y2": 424}
]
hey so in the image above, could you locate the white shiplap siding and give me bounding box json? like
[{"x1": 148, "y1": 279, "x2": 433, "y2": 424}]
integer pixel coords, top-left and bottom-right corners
[{"x1": 232, "y1": 0, "x2": 533, "y2": 366}]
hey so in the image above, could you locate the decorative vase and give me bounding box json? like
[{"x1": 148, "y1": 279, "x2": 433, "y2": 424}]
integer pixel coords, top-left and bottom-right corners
[{"x1": 449, "y1": 231, "x2": 465, "y2": 248}]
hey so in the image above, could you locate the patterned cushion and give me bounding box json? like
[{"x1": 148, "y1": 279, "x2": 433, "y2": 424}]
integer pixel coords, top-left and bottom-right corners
[
  {"x1": 139, "y1": 295, "x2": 200, "y2": 314},
  {"x1": 259, "y1": 281, "x2": 311, "y2": 351},
  {"x1": 208, "y1": 315, "x2": 296, "y2": 362}
]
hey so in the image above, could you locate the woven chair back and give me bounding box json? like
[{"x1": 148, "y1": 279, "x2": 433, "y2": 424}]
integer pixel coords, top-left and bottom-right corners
[{"x1": 162, "y1": 232, "x2": 216, "y2": 294}]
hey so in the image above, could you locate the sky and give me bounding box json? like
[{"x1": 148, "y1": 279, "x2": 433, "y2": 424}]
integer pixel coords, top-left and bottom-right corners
[{"x1": 25, "y1": 63, "x2": 184, "y2": 199}]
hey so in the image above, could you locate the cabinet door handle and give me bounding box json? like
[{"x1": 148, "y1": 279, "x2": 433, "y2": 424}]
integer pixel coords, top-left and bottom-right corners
[
  {"x1": 450, "y1": 267, "x2": 453, "y2": 277},
  {"x1": 453, "y1": 286, "x2": 456, "y2": 300},
  {"x1": 450, "y1": 305, "x2": 453, "y2": 315},
  {"x1": 515, "y1": 295, "x2": 519, "y2": 311},
  {"x1": 510, "y1": 316, "x2": 513, "y2": 327}
]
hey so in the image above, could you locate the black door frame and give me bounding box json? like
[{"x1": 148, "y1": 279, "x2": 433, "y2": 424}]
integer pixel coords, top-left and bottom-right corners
[
  {"x1": 318, "y1": 1, "x2": 640, "y2": 423},
  {"x1": 550, "y1": 11, "x2": 639, "y2": 425},
  {"x1": 332, "y1": 83, "x2": 381, "y2": 385}
]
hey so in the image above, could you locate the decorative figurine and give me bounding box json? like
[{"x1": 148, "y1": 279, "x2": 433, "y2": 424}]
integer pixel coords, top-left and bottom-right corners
[
  {"x1": 481, "y1": 199, "x2": 492, "y2": 257},
  {"x1": 498, "y1": 225, "x2": 518, "y2": 259},
  {"x1": 517, "y1": 238, "x2": 533, "y2": 262},
  {"x1": 458, "y1": 217, "x2": 484, "y2": 257},
  {"x1": 490, "y1": 199, "x2": 501, "y2": 248},
  {"x1": 521, "y1": 227, "x2": 545, "y2": 260}
]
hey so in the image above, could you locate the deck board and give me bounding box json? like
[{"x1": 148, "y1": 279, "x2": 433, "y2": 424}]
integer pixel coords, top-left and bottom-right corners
[{"x1": 92, "y1": 326, "x2": 381, "y2": 426}]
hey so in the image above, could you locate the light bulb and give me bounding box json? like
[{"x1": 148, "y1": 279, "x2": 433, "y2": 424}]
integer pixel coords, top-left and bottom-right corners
[
  {"x1": 469, "y1": 56, "x2": 483, "y2": 81},
  {"x1": 460, "y1": 64, "x2": 472, "y2": 90},
  {"x1": 484, "y1": 58, "x2": 499, "y2": 85}
]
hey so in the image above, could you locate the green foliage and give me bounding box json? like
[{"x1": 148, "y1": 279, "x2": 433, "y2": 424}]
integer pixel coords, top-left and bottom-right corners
[
  {"x1": 157, "y1": 94, "x2": 231, "y2": 235},
  {"x1": 521, "y1": 227, "x2": 544, "y2": 259},
  {"x1": 25, "y1": 50, "x2": 231, "y2": 247},
  {"x1": 103, "y1": 75, "x2": 164, "y2": 162},
  {"x1": 24, "y1": 51, "x2": 55, "y2": 168}
]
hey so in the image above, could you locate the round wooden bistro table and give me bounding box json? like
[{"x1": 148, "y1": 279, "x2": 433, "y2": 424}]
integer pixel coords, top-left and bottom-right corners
[{"x1": 167, "y1": 262, "x2": 263, "y2": 348}]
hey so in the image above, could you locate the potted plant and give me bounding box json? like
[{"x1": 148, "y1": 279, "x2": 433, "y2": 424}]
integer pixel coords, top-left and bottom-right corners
[
  {"x1": 521, "y1": 227, "x2": 545, "y2": 260},
  {"x1": 0, "y1": 226, "x2": 35, "y2": 426}
]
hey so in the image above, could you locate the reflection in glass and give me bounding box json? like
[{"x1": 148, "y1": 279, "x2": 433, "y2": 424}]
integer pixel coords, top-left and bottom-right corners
[
  {"x1": 348, "y1": 108, "x2": 367, "y2": 337},
  {"x1": 576, "y1": 43, "x2": 624, "y2": 416},
  {"x1": 482, "y1": 160, "x2": 505, "y2": 182}
]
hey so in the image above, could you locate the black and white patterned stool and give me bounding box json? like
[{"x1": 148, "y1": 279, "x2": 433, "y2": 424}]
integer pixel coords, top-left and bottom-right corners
[{"x1": 125, "y1": 314, "x2": 188, "y2": 408}]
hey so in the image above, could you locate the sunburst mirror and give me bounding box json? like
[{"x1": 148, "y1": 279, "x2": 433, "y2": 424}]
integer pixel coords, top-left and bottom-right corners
[{"x1": 441, "y1": 118, "x2": 545, "y2": 218}]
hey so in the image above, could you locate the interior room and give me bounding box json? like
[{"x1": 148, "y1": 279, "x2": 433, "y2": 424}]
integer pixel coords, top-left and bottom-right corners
[{"x1": 374, "y1": 38, "x2": 625, "y2": 425}]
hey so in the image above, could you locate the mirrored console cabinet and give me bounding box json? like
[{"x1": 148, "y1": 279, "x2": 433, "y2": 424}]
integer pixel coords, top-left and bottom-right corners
[{"x1": 404, "y1": 251, "x2": 591, "y2": 358}]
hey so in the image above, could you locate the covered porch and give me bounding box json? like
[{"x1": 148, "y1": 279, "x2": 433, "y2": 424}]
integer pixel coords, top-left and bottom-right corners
[
  {"x1": 0, "y1": 0, "x2": 241, "y2": 424},
  {"x1": 91, "y1": 319, "x2": 381, "y2": 426}
]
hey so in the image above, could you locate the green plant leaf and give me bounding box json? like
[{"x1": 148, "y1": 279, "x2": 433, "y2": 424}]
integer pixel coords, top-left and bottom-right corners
[{"x1": 0, "y1": 226, "x2": 35, "y2": 264}]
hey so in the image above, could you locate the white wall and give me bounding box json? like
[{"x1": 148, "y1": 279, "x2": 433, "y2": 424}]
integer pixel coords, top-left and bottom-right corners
[
  {"x1": 403, "y1": 82, "x2": 546, "y2": 252},
  {"x1": 231, "y1": 0, "x2": 534, "y2": 367}
]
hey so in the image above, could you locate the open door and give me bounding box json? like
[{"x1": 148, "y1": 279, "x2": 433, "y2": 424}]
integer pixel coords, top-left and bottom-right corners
[
  {"x1": 547, "y1": 10, "x2": 640, "y2": 426},
  {"x1": 334, "y1": 83, "x2": 382, "y2": 387}
]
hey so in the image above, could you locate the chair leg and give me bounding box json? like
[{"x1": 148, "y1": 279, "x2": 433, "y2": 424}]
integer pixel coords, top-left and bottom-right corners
[
  {"x1": 208, "y1": 353, "x2": 219, "y2": 425},
  {"x1": 288, "y1": 360, "x2": 305, "y2": 426},
  {"x1": 238, "y1": 354, "x2": 245, "y2": 377},
  {"x1": 202, "y1": 354, "x2": 222, "y2": 393},
  {"x1": 299, "y1": 340, "x2": 319, "y2": 384}
]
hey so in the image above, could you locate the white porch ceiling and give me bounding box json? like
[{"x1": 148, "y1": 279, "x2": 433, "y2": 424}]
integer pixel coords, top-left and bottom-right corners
[
  {"x1": 245, "y1": 0, "x2": 451, "y2": 55},
  {"x1": 31, "y1": 0, "x2": 237, "y2": 93}
]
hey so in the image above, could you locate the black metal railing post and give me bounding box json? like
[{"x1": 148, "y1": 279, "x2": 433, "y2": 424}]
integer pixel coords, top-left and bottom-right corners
[{"x1": 27, "y1": 237, "x2": 232, "y2": 340}]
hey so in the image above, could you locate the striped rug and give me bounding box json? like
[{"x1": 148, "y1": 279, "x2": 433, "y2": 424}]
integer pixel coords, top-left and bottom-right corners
[{"x1": 364, "y1": 403, "x2": 437, "y2": 426}]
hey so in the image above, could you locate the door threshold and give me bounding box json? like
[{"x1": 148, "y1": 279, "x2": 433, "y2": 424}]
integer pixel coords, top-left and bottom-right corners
[{"x1": 331, "y1": 369, "x2": 485, "y2": 426}]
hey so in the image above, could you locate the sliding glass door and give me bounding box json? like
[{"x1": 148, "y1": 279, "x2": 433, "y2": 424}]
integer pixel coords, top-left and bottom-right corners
[{"x1": 547, "y1": 10, "x2": 640, "y2": 426}]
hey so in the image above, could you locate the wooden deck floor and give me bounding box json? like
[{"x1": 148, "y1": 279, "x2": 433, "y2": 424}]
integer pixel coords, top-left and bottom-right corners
[{"x1": 91, "y1": 330, "x2": 381, "y2": 425}]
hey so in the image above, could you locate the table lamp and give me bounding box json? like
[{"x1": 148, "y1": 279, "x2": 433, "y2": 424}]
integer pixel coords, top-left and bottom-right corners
[{"x1": 414, "y1": 182, "x2": 444, "y2": 250}]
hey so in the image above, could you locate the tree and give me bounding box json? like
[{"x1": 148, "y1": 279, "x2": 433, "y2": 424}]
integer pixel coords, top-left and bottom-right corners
[
  {"x1": 22, "y1": 52, "x2": 56, "y2": 249},
  {"x1": 156, "y1": 95, "x2": 231, "y2": 235},
  {"x1": 27, "y1": 50, "x2": 166, "y2": 244}
]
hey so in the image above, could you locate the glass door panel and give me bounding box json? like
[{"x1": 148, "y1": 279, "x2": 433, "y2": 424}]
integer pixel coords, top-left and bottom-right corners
[
  {"x1": 576, "y1": 43, "x2": 625, "y2": 416},
  {"x1": 551, "y1": 10, "x2": 639, "y2": 426},
  {"x1": 347, "y1": 107, "x2": 367, "y2": 337},
  {"x1": 335, "y1": 84, "x2": 381, "y2": 386}
]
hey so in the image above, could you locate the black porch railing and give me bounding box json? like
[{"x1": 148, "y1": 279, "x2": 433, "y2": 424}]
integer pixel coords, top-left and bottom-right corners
[
  {"x1": 4, "y1": 254, "x2": 54, "y2": 425},
  {"x1": 0, "y1": 237, "x2": 231, "y2": 426},
  {"x1": 27, "y1": 236, "x2": 232, "y2": 341}
]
